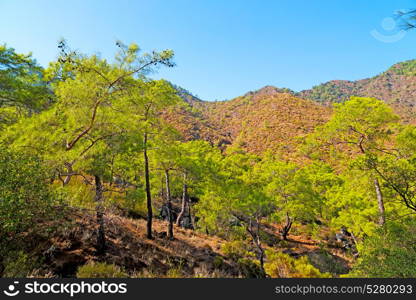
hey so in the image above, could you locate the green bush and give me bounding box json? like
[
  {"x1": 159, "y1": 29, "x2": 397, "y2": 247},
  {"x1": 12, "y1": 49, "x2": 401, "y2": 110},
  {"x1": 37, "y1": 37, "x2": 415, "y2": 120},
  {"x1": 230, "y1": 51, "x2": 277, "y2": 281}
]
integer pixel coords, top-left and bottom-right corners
[
  {"x1": 346, "y1": 219, "x2": 416, "y2": 278},
  {"x1": 307, "y1": 249, "x2": 349, "y2": 275},
  {"x1": 2, "y1": 251, "x2": 41, "y2": 277},
  {"x1": 76, "y1": 262, "x2": 127, "y2": 278},
  {"x1": 0, "y1": 148, "x2": 56, "y2": 236},
  {"x1": 264, "y1": 250, "x2": 331, "y2": 278},
  {"x1": 166, "y1": 267, "x2": 183, "y2": 278},
  {"x1": 114, "y1": 188, "x2": 147, "y2": 218},
  {"x1": 213, "y1": 255, "x2": 225, "y2": 269},
  {"x1": 237, "y1": 258, "x2": 265, "y2": 278}
]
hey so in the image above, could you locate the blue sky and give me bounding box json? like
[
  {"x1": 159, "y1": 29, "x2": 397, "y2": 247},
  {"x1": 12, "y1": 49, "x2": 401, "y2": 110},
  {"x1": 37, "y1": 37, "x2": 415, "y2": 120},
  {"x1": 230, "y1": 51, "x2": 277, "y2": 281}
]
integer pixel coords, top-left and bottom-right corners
[{"x1": 1, "y1": 0, "x2": 416, "y2": 100}]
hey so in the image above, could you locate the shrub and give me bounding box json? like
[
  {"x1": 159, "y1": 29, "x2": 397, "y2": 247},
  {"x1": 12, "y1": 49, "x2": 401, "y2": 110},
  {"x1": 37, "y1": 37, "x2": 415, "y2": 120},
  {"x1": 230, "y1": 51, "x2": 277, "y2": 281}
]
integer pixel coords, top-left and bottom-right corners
[
  {"x1": 166, "y1": 267, "x2": 183, "y2": 278},
  {"x1": 307, "y1": 249, "x2": 349, "y2": 275},
  {"x1": 264, "y1": 250, "x2": 331, "y2": 278},
  {"x1": 346, "y1": 219, "x2": 416, "y2": 278},
  {"x1": 115, "y1": 188, "x2": 147, "y2": 218},
  {"x1": 0, "y1": 148, "x2": 56, "y2": 236},
  {"x1": 76, "y1": 262, "x2": 127, "y2": 278},
  {"x1": 213, "y1": 256, "x2": 225, "y2": 269},
  {"x1": 0, "y1": 148, "x2": 60, "y2": 275},
  {"x1": 2, "y1": 251, "x2": 41, "y2": 277},
  {"x1": 237, "y1": 258, "x2": 265, "y2": 278}
]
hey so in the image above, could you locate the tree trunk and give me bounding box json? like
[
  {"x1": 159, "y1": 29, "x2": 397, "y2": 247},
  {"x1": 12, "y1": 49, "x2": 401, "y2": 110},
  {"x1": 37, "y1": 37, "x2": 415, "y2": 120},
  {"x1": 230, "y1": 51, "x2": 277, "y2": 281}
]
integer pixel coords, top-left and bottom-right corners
[
  {"x1": 374, "y1": 178, "x2": 386, "y2": 226},
  {"x1": 160, "y1": 176, "x2": 165, "y2": 199},
  {"x1": 281, "y1": 212, "x2": 293, "y2": 240},
  {"x1": 144, "y1": 132, "x2": 153, "y2": 239},
  {"x1": 63, "y1": 163, "x2": 73, "y2": 185},
  {"x1": 94, "y1": 175, "x2": 106, "y2": 254},
  {"x1": 247, "y1": 216, "x2": 266, "y2": 277},
  {"x1": 188, "y1": 197, "x2": 194, "y2": 229},
  {"x1": 176, "y1": 173, "x2": 188, "y2": 226},
  {"x1": 165, "y1": 169, "x2": 174, "y2": 239},
  {"x1": 255, "y1": 232, "x2": 265, "y2": 274}
]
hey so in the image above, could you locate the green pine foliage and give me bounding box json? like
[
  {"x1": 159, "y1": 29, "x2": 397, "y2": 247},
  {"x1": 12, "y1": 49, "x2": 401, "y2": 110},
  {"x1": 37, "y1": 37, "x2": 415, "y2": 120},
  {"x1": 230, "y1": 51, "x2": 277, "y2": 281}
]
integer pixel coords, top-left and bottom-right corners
[
  {"x1": 347, "y1": 219, "x2": 416, "y2": 278},
  {"x1": 264, "y1": 250, "x2": 331, "y2": 278},
  {"x1": 0, "y1": 147, "x2": 56, "y2": 236}
]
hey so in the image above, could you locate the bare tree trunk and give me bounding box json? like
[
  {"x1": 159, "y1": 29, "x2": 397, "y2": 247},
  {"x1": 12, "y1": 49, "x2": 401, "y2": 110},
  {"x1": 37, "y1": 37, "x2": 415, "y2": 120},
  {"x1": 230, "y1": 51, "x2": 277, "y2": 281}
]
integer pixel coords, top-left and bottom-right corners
[
  {"x1": 280, "y1": 212, "x2": 293, "y2": 240},
  {"x1": 63, "y1": 176, "x2": 71, "y2": 185},
  {"x1": 374, "y1": 178, "x2": 386, "y2": 226},
  {"x1": 246, "y1": 216, "x2": 266, "y2": 277},
  {"x1": 144, "y1": 132, "x2": 153, "y2": 239},
  {"x1": 165, "y1": 169, "x2": 174, "y2": 239},
  {"x1": 94, "y1": 175, "x2": 106, "y2": 254},
  {"x1": 63, "y1": 163, "x2": 73, "y2": 185},
  {"x1": 176, "y1": 173, "x2": 188, "y2": 226}
]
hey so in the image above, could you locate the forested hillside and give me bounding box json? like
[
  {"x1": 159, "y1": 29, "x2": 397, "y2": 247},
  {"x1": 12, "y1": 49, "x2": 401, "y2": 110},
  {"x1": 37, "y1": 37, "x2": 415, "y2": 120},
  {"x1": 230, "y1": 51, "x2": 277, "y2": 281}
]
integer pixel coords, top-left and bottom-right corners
[
  {"x1": 165, "y1": 59, "x2": 416, "y2": 154},
  {"x1": 164, "y1": 86, "x2": 331, "y2": 155},
  {"x1": 298, "y1": 60, "x2": 416, "y2": 123},
  {"x1": 2, "y1": 42, "x2": 416, "y2": 279}
]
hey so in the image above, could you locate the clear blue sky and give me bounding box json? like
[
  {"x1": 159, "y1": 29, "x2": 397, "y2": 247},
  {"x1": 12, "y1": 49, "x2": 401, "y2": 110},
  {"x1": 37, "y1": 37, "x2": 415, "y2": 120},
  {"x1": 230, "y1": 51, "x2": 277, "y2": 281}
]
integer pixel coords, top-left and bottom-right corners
[{"x1": 1, "y1": 0, "x2": 416, "y2": 100}]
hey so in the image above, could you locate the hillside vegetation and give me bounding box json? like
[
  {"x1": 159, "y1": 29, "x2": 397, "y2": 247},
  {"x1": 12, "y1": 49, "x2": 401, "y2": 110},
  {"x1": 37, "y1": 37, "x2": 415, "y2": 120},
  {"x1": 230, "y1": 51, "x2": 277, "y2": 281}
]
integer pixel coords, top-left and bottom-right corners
[
  {"x1": 201, "y1": 88, "x2": 331, "y2": 155},
  {"x1": 298, "y1": 60, "x2": 416, "y2": 123},
  {"x1": 164, "y1": 86, "x2": 331, "y2": 156},
  {"x1": 165, "y1": 59, "x2": 416, "y2": 154}
]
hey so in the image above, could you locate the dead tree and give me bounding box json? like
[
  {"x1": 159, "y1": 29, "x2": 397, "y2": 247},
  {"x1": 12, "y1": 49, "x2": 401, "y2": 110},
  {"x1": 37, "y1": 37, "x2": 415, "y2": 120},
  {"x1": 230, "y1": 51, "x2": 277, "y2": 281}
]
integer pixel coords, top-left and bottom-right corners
[{"x1": 280, "y1": 212, "x2": 293, "y2": 240}]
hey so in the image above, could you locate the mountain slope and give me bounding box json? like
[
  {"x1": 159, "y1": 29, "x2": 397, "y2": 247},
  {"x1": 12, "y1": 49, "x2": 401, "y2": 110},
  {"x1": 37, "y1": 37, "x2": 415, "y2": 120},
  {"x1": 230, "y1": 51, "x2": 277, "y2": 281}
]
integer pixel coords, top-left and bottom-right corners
[
  {"x1": 298, "y1": 60, "x2": 416, "y2": 105},
  {"x1": 14, "y1": 206, "x2": 350, "y2": 278},
  {"x1": 164, "y1": 86, "x2": 331, "y2": 155},
  {"x1": 202, "y1": 87, "x2": 331, "y2": 155},
  {"x1": 165, "y1": 59, "x2": 416, "y2": 155},
  {"x1": 297, "y1": 60, "x2": 416, "y2": 122},
  {"x1": 161, "y1": 90, "x2": 230, "y2": 146}
]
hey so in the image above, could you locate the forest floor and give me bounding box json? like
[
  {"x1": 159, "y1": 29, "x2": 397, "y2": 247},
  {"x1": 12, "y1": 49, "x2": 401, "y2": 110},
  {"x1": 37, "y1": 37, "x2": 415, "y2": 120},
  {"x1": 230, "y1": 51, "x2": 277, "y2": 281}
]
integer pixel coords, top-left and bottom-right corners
[{"x1": 18, "y1": 207, "x2": 352, "y2": 278}]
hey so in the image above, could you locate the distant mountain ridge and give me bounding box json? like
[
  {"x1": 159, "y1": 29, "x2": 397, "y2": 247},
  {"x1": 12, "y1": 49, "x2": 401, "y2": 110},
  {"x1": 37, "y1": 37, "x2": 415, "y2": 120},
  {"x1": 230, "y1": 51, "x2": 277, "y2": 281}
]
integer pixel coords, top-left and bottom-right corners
[
  {"x1": 297, "y1": 59, "x2": 416, "y2": 109},
  {"x1": 164, "y1": 59, "x2": 416, "y2": 154},
  {"x1": 175, "y1": 59, "x2": 416, "y2": 108}
]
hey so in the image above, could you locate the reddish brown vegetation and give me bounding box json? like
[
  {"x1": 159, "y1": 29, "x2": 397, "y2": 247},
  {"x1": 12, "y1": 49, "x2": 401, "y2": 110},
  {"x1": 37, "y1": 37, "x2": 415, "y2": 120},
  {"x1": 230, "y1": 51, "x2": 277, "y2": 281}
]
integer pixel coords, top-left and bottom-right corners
[{"x1": 164, "y1": 87, "x2": 332, "y2": 156}]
